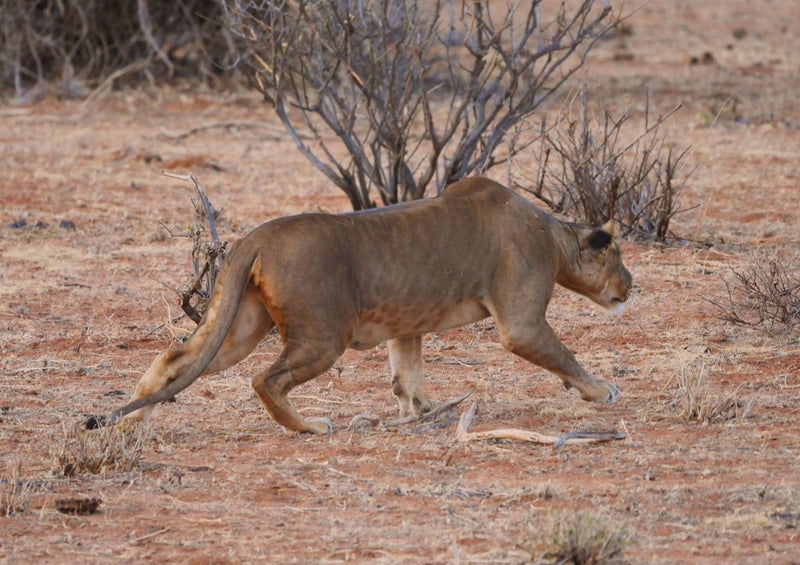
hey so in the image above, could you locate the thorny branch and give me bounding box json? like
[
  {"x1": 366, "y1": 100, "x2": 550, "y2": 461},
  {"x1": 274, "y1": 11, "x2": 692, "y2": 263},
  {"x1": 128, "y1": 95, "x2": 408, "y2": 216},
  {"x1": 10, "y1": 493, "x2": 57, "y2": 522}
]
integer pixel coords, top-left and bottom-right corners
[
  {"x1": 161, "y1": 171, "x2": 229, "y2": 324},
  {"x1": 519, "y1": 84, "x2": 693, "y2": 241},
  {"x1": 708, "y1": 249, "x2": 800, "y2": 332}
]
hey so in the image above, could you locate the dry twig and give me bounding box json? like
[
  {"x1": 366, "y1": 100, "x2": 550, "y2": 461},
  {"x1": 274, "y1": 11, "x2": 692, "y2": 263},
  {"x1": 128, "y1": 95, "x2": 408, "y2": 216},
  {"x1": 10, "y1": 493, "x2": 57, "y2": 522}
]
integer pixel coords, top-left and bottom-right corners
[
  {"x1": 159, "y1": 120, "x2": 297, "y2": 140},
  {"x1": 349, "y1": 388, "x2": 475, "y2": 432},
  {"x1": 160, "y1": 171, "x2": 229, "y2": 324},
  {"x1": 130, "y1": 527, "x2": 171, "y2": 544}
]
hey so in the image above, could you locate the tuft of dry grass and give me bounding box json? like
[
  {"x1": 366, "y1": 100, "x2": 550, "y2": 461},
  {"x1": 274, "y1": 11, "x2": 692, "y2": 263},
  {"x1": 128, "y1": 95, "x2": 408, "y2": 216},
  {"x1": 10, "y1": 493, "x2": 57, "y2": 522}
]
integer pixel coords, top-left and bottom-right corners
[
  {"x1": 671, "y1": 363, "x2": 751, "y2": 424},
  {"x1": 51, "y1": 421, "x2": 150, "y2": 477},
  {"x1": 1, "y1": 459, "x2": 33, "y2": 516},
  {"x1": 538, "y1": 512, "x2": 631, "y2": 565}
]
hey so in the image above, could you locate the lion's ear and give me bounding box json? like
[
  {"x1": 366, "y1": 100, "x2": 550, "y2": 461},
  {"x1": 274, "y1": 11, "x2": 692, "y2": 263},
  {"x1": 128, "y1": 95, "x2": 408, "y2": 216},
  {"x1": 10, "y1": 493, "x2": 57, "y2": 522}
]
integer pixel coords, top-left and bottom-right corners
[
  {"x1": 588, "y1": 229, "x2": 612, "y2": 250},
  {"x1": 600, "y1": 219, "x2": 617, "y2": 238}
]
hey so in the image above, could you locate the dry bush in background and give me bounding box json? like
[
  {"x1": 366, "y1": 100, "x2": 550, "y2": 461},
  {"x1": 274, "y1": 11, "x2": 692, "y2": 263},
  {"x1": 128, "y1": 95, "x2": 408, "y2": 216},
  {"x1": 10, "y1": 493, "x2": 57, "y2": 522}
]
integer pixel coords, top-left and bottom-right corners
[
  {"x1": 0, "y1": 0, "x2": 239, "y2": 100},
  {"x1": 519, "y1": 85, "x2": 692, "y2": 241},
  {"x1": 227, "y1": 0, "x2": 618, "y2": 209},
  {"x1": 51, "y1": 421, "x2": 149, "y2": 477},
  {"x1": 711, "y1": 249, "x2": 800, "y2": 333}
]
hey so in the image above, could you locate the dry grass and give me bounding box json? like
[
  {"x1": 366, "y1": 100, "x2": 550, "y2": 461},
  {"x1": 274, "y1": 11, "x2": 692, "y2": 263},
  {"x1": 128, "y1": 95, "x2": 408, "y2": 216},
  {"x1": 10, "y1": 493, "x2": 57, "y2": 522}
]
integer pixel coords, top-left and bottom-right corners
[
  {"x1": 50, "y1": 421, "x2": 150, "y2": 477},
  {"x1": 535, "y1": 512, "x2": 631, "y2": 565},
  {"x1": 671, "y1": 363, "x2": 751, "y2": 424},
  {"x1": 1, "y1": 459, "x2": 33, "y2": 516}
]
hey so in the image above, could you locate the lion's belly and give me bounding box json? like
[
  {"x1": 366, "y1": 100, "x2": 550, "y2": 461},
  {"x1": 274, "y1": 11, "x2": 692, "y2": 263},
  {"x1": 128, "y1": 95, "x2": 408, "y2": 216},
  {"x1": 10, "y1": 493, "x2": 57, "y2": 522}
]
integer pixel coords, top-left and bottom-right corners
[{"x1": 349, "y1": 300, "x2": 489, "y2": 350}]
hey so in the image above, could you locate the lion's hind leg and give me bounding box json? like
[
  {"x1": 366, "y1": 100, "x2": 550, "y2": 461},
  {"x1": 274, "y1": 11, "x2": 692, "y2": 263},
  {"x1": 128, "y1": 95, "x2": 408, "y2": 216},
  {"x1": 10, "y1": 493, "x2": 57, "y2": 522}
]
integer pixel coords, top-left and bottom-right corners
[
  {"x1": 251, "y1": 343, "x2": 343, "y2": 434},
  {"x1": 388, "y1": 335, "x2": 433, "y2": 417}
]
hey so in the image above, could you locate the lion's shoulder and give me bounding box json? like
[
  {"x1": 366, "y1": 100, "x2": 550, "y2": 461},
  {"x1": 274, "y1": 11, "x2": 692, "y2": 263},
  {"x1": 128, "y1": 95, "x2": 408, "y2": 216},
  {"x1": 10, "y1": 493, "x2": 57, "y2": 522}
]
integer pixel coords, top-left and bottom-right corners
[
  {"x1": 441, "y1": 176, "x2": 508, "y2": 199},
  {"x1": 440, "y1": 176, "x2": 551, "y2": 227}
]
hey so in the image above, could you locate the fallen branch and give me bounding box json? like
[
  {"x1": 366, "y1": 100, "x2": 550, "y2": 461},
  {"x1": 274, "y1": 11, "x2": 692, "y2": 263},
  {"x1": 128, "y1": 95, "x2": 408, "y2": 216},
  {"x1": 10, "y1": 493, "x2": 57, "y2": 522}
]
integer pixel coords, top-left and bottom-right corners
[
  {"x1": 159, "y1": 120, "x2": 297, "y2": 141},
  {"x1": 349, "y1": 388, "x2": 475, "y2": 431},
  {"x1": 180, "y1": 260, "x2": 211, "y2": 324},
  {"x1": 456, "y1": 402, "x2": 626, "y2": 448}
]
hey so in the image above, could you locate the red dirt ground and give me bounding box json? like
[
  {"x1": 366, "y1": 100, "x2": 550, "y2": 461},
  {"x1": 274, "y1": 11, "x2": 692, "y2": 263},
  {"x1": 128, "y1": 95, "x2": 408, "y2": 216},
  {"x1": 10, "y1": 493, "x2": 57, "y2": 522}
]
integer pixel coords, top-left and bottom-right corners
[{"x1": 2, "y1": 1, "x2": 800, "y2": 563}]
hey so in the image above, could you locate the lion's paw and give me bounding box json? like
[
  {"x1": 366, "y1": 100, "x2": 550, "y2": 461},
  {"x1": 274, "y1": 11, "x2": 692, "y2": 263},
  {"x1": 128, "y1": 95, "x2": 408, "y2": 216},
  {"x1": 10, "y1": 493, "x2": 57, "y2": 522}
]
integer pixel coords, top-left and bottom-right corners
[
  {"x1": 396, "y1": 390, "x2": 433, "y2": 418},
  {"x1": 605, "y1": 381, "x2": 620, "y2": 402},
  {"x1": 580, "y1": 378, "x2": 619, "y2": 403},
  {"x1": 413, "y1": 393, "x2": 434, "y2": 415},
  {"x1": 307, "y1": 416, "x2": 333, "y2": 434}
]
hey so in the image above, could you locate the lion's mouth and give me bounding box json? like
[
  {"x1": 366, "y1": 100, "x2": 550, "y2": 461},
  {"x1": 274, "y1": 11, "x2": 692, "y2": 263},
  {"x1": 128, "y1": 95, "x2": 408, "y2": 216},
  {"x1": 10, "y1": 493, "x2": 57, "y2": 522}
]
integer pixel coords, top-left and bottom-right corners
[{"x1": 606, "y1": 297, "x2": 626, "y2": 315}]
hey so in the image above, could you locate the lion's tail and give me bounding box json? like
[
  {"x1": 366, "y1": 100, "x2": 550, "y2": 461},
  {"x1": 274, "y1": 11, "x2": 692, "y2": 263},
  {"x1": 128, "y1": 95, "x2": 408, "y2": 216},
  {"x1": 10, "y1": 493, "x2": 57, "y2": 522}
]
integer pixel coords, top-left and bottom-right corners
[{"x1": 91, "y1": 238, "x2": 260, "y2": 428}]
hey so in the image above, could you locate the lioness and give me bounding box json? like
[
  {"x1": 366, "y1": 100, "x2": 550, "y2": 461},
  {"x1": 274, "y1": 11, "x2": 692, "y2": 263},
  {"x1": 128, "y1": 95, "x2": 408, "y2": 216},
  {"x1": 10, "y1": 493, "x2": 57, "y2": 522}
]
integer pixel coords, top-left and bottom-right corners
[{"x1": 88, "y1": 177, "x2": 632, "y2": 433}]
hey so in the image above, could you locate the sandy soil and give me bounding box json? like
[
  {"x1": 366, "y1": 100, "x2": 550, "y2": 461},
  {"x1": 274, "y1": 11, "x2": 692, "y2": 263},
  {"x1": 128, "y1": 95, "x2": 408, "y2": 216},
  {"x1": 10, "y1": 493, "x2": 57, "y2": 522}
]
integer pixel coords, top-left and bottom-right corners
[{"x1": 2, "y1": 1, "x2": 800, "y2": 563}]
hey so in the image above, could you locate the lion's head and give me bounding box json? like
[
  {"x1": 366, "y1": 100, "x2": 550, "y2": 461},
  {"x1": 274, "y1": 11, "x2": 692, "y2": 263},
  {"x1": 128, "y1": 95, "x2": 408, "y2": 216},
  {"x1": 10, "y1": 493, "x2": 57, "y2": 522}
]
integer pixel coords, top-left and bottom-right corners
[{"x1": 557, "y1": 220, "x2": 633, "y2": 312}]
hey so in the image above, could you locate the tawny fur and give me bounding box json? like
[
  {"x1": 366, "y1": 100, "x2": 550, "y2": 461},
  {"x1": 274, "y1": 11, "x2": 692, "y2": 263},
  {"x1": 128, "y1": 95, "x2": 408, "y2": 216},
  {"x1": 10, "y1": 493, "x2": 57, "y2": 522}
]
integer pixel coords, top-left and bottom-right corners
[{"x1": 97, "y1": 177, "x2": 633, "y2": 434}]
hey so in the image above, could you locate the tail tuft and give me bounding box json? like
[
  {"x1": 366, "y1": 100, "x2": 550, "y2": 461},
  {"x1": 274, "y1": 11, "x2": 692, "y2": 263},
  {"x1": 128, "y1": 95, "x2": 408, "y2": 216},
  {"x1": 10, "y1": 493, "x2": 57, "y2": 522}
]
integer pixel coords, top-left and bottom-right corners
[{"x1": 84, "y1": 415, "x2": 107, "y2": 430}]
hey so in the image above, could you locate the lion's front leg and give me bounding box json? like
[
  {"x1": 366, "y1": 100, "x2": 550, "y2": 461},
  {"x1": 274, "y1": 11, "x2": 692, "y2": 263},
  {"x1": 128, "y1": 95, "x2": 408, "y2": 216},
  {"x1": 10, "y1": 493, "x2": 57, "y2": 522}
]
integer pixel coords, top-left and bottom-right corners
[
  {"x1": 498, "y1": 319, "x2": 619, "y2": 403},
  {"x1": 387, "y1": 335, "x2": 433, "y2": 417}
]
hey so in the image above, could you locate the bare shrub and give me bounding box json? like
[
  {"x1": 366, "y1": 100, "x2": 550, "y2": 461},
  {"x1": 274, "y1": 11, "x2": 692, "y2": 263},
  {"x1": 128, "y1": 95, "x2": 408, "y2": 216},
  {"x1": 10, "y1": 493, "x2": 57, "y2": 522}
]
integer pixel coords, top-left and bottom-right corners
[
  {"x1": 710, "y1": 249, "x2": 800, "y2": 333},
  {"x1": 671, "y1": 363, "x2": 750, "y2": 425},
  {"x1": 521, "y1": 86, "x2": 692, "y2": 241},
  {"x1": 540, "y1": 512, "x2": 630, "y2": 564},
  {"x1": 1, "y1": 459, "x2": 33, "y2": 516},
  {"x1": 227, "y1": 0, "x2": 618, "y2": 209},
  {"x1": 51, "y1": 421, "x2": 149, "y2": 477}
]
